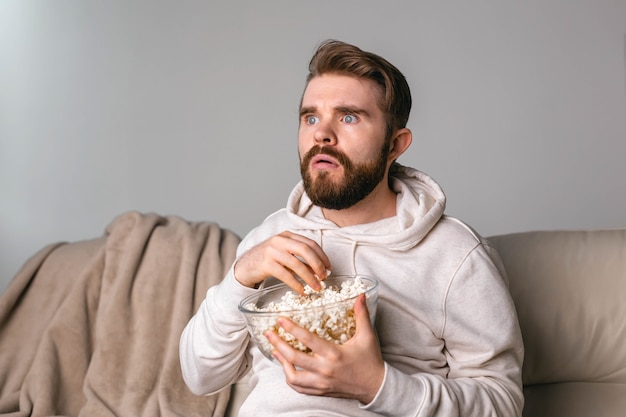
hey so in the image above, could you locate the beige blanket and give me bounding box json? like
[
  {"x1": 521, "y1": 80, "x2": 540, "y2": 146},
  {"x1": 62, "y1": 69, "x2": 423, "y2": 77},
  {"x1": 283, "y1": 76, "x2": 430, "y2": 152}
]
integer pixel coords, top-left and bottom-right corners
[{"x1": 0, "y1": 212, "x2": 241, "y2": 416}]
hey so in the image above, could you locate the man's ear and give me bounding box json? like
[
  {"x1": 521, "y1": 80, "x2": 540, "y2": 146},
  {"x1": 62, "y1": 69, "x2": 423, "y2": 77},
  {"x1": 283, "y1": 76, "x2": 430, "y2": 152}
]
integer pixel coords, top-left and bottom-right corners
[{"x1": 388, "y1": 128, "x2": 412, "y2": 161}]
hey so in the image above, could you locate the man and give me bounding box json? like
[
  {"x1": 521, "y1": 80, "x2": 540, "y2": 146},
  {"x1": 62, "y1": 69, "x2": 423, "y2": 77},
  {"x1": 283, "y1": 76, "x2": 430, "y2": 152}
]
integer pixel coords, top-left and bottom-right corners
[{"x1": 180, "y1": 40, "x2": 524, "y2": 416}]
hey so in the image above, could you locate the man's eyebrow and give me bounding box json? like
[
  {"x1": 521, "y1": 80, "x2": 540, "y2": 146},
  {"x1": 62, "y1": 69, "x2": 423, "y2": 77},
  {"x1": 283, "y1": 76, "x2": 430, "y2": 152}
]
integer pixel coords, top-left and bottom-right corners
[
  {"x1": 335, "y1": 105, "x2": 370, "y2": 117},
  {"x1": 299, "y1": 106, "x2": 316, "y2": 117},
  {"x1": 299, "y1": 105, "x2": 371, "y2": 117}
]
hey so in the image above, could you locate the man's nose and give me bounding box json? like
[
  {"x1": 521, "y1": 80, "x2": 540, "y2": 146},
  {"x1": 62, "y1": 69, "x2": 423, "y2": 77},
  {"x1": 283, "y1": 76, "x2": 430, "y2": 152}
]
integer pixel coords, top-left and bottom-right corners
[{"x1": 313, "y1": 121, "x2": 337, "y2": 145}]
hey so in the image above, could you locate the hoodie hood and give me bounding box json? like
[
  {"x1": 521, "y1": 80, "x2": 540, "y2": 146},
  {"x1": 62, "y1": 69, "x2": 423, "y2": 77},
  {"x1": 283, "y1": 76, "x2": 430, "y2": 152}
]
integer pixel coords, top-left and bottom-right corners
[{"x1": 285, "y1": 163, "x2": 446, "y2": 251}]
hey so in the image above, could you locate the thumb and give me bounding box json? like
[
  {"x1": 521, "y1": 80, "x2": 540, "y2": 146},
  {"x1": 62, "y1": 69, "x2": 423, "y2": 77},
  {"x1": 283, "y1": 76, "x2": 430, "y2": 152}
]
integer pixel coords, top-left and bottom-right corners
[{"x1": 354, "y1": 293, "x2": 374, "y2": 334}]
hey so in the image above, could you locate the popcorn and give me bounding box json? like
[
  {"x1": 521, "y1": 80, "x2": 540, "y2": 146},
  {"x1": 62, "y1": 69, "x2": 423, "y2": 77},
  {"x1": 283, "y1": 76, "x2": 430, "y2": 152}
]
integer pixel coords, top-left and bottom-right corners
[{"x1": 244, "y1": 276, "x2": 373, "y2": 356}]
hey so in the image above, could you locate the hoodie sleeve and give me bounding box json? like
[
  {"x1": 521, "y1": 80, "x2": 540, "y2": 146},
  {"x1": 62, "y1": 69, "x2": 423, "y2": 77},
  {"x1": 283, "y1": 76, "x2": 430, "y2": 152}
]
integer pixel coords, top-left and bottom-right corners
[
  {"x1": 179, "y1": 265, "x2": 258, "y2": 395},
  {"x1": 179, "y1": 211, "x2": 304, "y2": 396},
  {"x1": 361, "y1": 243, "x2": 524, "y2": 417},
  {"x1": 178, "y1": 217, "x2": 283, "y2": 397}
]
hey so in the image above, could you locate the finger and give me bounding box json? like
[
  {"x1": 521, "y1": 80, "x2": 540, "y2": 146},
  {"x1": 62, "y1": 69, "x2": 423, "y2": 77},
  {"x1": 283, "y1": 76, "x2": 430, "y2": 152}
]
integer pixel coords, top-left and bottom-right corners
[
  {"x1": 271, "y1": 349, "x2": 326, "y2": 396},
  {"x1": 259, "y1": 238, "x2": 319, "y2": 293},
  {"x1": 270, "y1": 347, "x2": 316, "y2": 393},
  {"x1": 353, "y1": 294, "x2": 375, "y2": 337},
  {"x1": 267, "y1": 329, "x2": 326, "y2": 395},
  {"x1": 280, "y1": 232, "x2": 331, "y2": 282},
  {"x1": 234, "y1": 232, "x2": 330, "y2": 292},
  {"x1": 282, "y1": 232, "x2": 331, "y2": 268},
  {"x1": 264, "y1": 325, "x2": 314, "y2": 370},
  {"x1": 275, "y1": 317, "x2": 332, "y2": 359},
  {"x1": 275, "y1": 252, "x2": 323, "y2": 293},
  {"x1": 271, "y1": 348, "x2": 297, "y2": 376},
  {"x1": 264, "y1": 258, "x2": 307, "y2": 294}
]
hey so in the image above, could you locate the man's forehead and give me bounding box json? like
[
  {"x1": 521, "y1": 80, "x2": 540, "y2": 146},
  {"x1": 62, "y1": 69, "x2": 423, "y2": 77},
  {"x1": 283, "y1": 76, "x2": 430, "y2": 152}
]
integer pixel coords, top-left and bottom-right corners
[
  {"x1": 301, "y1": 74, "x2": 382, "y2": 109},
  {"x1": 304, "y1": 74, "x2": 378, "y2": 92}
]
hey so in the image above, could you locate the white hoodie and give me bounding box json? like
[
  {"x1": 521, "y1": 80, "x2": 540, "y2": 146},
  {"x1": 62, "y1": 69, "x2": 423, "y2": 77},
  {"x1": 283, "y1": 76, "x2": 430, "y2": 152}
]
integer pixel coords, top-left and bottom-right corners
[{"x1": 180, "y1": 164, "x2": 524, "y2": 417}]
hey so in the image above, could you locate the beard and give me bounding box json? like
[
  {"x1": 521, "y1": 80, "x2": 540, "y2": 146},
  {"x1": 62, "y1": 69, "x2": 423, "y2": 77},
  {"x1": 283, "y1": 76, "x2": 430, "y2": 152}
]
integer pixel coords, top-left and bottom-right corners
[{"x1": 300, "y1": 142, "x2": 390, "y2": 210}]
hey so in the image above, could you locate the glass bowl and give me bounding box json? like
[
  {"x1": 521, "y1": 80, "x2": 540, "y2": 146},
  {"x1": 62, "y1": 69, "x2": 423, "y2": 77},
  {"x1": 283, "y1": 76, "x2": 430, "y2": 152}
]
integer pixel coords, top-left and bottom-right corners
[{"x1": 238, "y1": 275, "x2": 379, "y2": 360}]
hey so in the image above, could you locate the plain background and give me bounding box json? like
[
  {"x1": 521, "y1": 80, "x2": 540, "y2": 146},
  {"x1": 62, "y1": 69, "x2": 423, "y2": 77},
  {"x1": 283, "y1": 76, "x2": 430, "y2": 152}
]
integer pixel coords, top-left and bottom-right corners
[{"x1": 1, "y1": 0, "x2": 625, "y2": 293}]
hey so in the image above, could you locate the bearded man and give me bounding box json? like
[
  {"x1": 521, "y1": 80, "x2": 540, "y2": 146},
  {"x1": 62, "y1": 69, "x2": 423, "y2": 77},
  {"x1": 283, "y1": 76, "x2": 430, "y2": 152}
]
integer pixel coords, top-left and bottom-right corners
[{"x1": 180, "y1": 40, "x2": 524, "y2": 417}]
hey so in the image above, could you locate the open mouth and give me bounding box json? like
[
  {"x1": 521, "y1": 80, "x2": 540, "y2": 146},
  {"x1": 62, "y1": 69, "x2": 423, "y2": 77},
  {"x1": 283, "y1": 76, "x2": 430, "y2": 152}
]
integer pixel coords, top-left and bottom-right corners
[{"x1": 311, "y1": 154, "x2": 340, "y2": 169}]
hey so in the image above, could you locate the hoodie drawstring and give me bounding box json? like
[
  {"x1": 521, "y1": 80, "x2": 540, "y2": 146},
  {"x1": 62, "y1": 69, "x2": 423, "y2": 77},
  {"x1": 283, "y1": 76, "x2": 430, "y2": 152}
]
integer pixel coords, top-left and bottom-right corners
[{"x1": 350, "y1": 241, "x2": 358, "y2": 276}]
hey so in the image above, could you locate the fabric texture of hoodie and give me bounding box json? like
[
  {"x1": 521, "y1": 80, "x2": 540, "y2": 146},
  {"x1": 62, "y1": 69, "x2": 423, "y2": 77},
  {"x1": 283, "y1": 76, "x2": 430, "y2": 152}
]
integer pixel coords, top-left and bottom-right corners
[{"x1": 180, "y1": 164, "x2": 524, "y2": 417}]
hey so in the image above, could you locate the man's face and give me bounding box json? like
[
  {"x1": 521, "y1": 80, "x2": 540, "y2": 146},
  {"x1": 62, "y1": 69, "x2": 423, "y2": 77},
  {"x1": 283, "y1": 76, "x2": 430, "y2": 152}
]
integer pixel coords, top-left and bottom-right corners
[{"x1": 298, "y1": 74, "x2": 391, "y2": 210}]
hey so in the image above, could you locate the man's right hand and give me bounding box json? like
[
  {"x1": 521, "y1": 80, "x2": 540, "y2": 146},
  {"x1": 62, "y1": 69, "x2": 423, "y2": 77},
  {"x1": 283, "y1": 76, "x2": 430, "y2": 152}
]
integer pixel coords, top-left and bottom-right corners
[{"x1": 233, "y1": 231, "x2": 331, "y2": 294}]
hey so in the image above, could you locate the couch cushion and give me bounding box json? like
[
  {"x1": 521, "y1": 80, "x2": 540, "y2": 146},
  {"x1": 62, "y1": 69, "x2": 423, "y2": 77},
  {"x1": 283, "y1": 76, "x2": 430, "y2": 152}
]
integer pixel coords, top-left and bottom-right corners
[
  {"x1": 488, "y1": 229, "x2": 626, "y2": 386},
  {"x1": 523, "y1": 382, "x2": 626, "y2": 417}
]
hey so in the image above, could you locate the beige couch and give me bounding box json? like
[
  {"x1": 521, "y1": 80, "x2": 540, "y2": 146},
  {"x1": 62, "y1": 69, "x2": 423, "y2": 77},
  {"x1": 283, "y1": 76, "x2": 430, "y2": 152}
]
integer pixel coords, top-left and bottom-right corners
[
  {"x1": 1, "y1": 212, "x2": 624, "y2": 417},
  {"x1": 488, "y1": 229, "x2": 626, "y2": 417}
]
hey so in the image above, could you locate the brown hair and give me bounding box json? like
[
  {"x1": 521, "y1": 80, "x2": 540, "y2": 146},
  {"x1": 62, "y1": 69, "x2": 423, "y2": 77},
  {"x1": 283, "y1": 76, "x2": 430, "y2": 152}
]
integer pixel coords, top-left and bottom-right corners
[{"x1": 304, "y1": 39, "x2": 412, "y2": 138}]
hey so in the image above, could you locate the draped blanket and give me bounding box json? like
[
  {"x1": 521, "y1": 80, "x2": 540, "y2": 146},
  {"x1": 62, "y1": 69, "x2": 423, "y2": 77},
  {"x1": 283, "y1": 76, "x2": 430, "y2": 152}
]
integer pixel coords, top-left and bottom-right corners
[{"x1": 0, "y1": 212, "x2": 241, "y2": 417}]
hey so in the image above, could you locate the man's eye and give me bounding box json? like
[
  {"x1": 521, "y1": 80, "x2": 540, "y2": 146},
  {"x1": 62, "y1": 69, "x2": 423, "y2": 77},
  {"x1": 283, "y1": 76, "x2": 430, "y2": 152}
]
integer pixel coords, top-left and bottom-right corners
[
  {"x1": 343, "y1": 114, "x2": 357, "y2": 123},
  {"x1": 306, "y1": 116, "x2": 319, "y2": 125}
]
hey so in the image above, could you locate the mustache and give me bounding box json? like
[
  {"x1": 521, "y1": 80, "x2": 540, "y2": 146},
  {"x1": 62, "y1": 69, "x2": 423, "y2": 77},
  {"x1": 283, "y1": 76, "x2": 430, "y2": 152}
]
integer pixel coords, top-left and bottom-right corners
[{"x1": 302, "y1": 145, "x2": 351, "y2": 167}]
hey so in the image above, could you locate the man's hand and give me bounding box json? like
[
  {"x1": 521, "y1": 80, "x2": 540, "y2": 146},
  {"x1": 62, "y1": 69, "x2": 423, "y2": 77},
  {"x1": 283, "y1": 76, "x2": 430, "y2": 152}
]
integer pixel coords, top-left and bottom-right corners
[
  {"x1": 234, "y1": 231, "x2": 331, "y2": 294},
  {"x1": 265, "y1": 294, "x2": 385, "y2": 404}
]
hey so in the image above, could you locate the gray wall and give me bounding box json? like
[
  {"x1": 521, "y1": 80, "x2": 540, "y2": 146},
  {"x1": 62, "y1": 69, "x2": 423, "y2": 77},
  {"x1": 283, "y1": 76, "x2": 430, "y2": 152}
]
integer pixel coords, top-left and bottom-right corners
[{"x1": 1, "y1": 0, "x2": 625, "y2": 293}]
